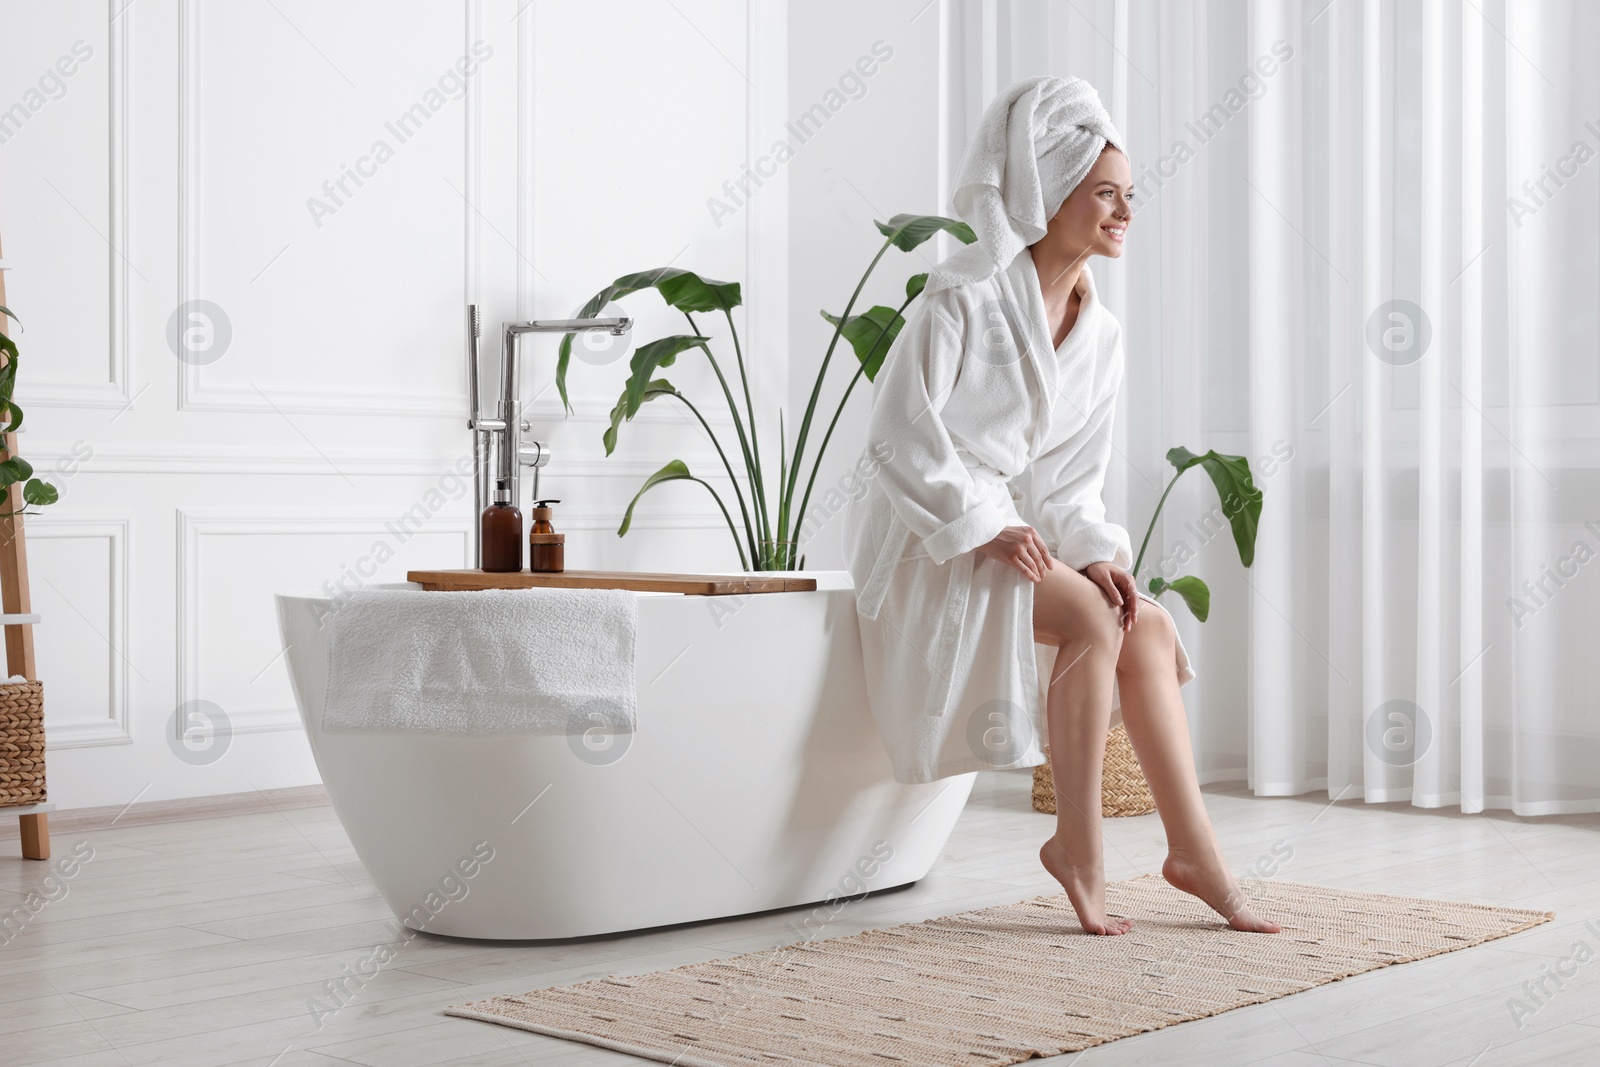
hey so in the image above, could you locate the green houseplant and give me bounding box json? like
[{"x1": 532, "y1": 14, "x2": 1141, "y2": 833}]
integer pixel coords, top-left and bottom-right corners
[
  {"x1": 0, "y1": 306, "x2": 62, "y2": 514},
  {"x1": 555, "y1": 213, "x2": 975, "y2": 572},
  {"x1": 1129, "y1": 447, "x2": 1263, "y2": 621}
]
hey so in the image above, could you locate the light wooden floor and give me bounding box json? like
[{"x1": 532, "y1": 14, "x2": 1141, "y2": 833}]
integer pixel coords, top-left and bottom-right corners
[{"x1": 2, "y1": 772, "x2": 1596, "y2": 1067}]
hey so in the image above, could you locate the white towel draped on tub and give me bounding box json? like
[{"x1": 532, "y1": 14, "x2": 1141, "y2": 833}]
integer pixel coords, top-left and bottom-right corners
[{"x1": 321, "y1": 588, "x2": 638, "y2": 736}]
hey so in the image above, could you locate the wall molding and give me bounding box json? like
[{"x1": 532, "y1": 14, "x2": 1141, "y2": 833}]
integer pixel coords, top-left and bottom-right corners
[
  {"x1": 174, "y1": 0, "x2": 474, "y2": 419},
  {"x1": 24, "y1": 443, "x2": 744, "y2": 479},
  {"x1": 177, "y1": 381, "x2": 473, "y2": 419},
  {"x1": 169, "y1": 380, "x2": 739, "y2": 425},
  {"x1": 27, "y1": 517, "x2": 132, "y2": 748},
  {"x1": 26, "y1": 0, "x2": 133, "y2": 409},
  {"x1": 515, "y1": 0, "x2": 533, "y2": 319},
  {"x1": 168, "y1": 0, "x2": 747, "y2": 425}
]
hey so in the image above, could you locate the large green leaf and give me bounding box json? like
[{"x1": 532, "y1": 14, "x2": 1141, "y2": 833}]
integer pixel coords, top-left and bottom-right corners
[
  {"x1": 0, "y1": 456, "x2": 33, "y2": 484},
  {"x1": 905, "y1": 273, "x2": 928, "y2": 301},
  {"x1": 607, "y1": 335, "x2": 706, "y2": 452},
  {"x1": 603, "y1": 377, "x2": 680, "y2": 456},
  {"x1": 22, "y1": 478, "x2": 58, "y2": 506},
  {"x1": 1165, "y1": 446, "x2": 1263, "y2": 567},
  {"x1": 574, "y1": 268, "x2": 741, "y2": 319},
  {"x1": 819, "y1": 306, "x2": 903, "y2": 381},
  {"x1": 651, "y1": 270, "x2": 741, "y2": 314},
  {"x1": 874, "y1": 213, "x2": 976, "y2": 252},
  {"x1": 1148, "y1": 574, "x2": 1211, "y2": 622},
  {"x1": 556, "y1": 269, "x2": 740, "y2": 415},
  {"x1": 619, "y1": 459, "x2": 694, "y2": 536},
  {"x1": 2, "y1": 398, "x2": 21, "y2": 433}
]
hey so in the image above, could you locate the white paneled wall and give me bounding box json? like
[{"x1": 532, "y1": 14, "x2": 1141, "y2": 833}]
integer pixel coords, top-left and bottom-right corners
[{"x1": 0, "y1": 0, "x2": 788, "y2": 808}]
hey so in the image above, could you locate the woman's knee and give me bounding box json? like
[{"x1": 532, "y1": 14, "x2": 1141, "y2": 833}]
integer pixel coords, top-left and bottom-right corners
[
  {"x1": 1117, "y1": 600, "x2": 1175, "y2": 673},
  {"x1": 1039, "y1": 565, "x2": 1123, "y2": 653}
]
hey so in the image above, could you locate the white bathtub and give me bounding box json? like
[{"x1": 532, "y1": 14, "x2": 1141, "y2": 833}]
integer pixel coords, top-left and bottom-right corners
[{"x1": 275, "y1": 572, "x2": 974, "y2": 940}]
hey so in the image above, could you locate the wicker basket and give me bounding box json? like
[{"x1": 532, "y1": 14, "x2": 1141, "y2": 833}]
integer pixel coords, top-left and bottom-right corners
[
  {"x1": 0, "y1": 680, "x2": 45, "y2": 807},
  {"x1": 1032, "y1": 721, "x2": 1153, "y2": 817}
]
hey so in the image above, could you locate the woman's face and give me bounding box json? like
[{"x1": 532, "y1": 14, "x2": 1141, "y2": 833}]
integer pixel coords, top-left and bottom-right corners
[{"x1": 1039, "y1": 146, "x2": 1133, "y2": 261}]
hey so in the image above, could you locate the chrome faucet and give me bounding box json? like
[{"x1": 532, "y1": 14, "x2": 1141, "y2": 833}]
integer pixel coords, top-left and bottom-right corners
[{"x1": 465, "y1": 304, "x2": 632, "y2": 567}]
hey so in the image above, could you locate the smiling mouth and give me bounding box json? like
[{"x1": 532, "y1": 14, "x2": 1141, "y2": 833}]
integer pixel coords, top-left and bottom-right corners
[{"x1": 1102, "y1": 225, "x2": 1126, "y2": 242}]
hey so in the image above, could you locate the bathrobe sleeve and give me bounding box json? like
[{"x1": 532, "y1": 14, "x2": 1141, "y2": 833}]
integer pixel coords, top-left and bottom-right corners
[
  {"x1": 1027, "y1": 348, "x2": 1133, "y2": 573},
  {"x1": 866, "y1": 295, "x2": 1015, "y2": 566}
]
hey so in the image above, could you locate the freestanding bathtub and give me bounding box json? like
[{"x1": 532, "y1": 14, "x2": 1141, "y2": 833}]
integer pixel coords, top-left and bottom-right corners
[{"x1": 275, "y1": 571, "x2": 975, "y2": 940}]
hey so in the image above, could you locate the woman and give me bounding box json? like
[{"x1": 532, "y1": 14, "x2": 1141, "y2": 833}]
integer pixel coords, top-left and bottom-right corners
[{"x1": 841, "y1": 75, "x2": 1279, "y2": 937}]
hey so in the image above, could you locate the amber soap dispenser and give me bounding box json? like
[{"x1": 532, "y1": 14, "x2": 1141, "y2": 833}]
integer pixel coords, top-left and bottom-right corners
[
  {"x1": 528, "y1": 499, "x2": 565, "y2": 572},
  {"x1": 480, "y1": 480, "x2": 523, "y2": 572}
]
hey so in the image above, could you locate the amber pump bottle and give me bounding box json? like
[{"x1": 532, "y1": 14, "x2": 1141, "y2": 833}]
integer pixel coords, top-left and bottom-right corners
[
  {"x1": 528, "y1": 499, "x2": 565, "y2": 572},
  {"x1": 480, "y1": 481, "x2": 523, "y2": 572}
]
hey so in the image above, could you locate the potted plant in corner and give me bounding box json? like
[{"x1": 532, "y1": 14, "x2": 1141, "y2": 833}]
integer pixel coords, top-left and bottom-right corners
[{"x1": 1034, "y1": 445, "x2": 1265, "y2": 818}]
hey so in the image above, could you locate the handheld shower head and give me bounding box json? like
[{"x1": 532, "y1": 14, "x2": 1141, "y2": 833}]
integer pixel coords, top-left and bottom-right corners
[{"x1": 467, "y1": 303, "x2": 487, "y2": 566}]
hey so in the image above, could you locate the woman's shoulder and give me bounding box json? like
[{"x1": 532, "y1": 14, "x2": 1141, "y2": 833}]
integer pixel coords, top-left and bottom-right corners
[
  {"x1": 917, "y1": 270, "x2": 1009, "y2": 333},
  {"x1": 1094, "y1": 302, "x2": 1123, "y2": 350},
  {"x1": 921, "y1": 245, "x2": 1016, "y2": 317},
  {"x1": 907, "y1": 282, "x2": 972, "y2": 337}
]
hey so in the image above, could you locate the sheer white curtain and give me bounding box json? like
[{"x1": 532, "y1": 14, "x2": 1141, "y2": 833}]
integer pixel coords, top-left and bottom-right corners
[{"x1": 957, "y1": 0, "x2": 1600, "y2": 814}]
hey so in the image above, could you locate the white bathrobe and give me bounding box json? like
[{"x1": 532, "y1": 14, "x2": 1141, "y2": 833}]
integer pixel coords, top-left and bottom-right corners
[{"x1": 841, "y1": 249, "x2": 1196, "y2": 784}]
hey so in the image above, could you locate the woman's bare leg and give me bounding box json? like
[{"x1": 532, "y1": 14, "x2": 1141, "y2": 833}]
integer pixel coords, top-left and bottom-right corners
[
  {"x1": 1032, "y1": 559, "x2": 1132, "y2": 935},
  {"x1": 1115, "y1": 603, "x2": 1280, "y2": 933}
]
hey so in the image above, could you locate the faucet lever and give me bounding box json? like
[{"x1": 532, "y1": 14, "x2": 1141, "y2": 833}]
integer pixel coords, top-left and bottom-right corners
[{"x1": 518, "y1": 441, "x2": 551, "y2": 467}]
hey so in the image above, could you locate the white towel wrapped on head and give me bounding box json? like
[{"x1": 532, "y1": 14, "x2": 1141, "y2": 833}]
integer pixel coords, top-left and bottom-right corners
[
  {"x1": 322, "y1": 587, "x2": 637, "y2": 736},
  {"x1": 929, "y1": 74, "x2": 1126, "y2": 293}
]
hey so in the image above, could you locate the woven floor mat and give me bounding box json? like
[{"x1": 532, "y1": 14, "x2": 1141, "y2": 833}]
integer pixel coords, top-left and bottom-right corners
[{"x1": 446, "y1": 874, "x2": 1554, "y2": 1066}]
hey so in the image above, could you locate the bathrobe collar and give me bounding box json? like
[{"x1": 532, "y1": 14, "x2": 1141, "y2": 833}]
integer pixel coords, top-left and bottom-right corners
[{"x1": 1001, "y1": 248, "x2": 1098, "y2": 438}]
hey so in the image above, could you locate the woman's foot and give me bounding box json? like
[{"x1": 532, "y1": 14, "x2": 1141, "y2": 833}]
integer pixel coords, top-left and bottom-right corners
[
  {"x1": 1040, "y1": 836, "x2": 1132, "y2": 935},
  {"x1": 1162, "y1": 848, "x2": 1281, "y2": 932}
]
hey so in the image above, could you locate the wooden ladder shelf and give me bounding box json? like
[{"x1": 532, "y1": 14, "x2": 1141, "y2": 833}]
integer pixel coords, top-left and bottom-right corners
[{"x1": 0, "y1": 239, "x2": 49, "y2": 860}]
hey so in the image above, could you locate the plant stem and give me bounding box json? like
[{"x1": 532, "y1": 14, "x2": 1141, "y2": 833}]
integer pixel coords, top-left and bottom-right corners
[
  {"x1": 791, "y1": 362, "x2": 867, "y2": 551},
  {"x1": 774, "y1": 409, "x2": 787, "y2": 569},
  {"x1": 1132, "y1": 468, "x2": 1185, "y2": 581},
  {"x1": 689, "y1": 476, "x2": 748, "y2": 571},
  {"x1": 675, "y1": 392, "x2": 760, "y2": 569},
  {"x1": 783, "y1": 235, "x2": 896, "y2": 531},
  {"x1": 721, "y1": 308, "x2": 769, "y2": 542},
  {"x1": 684, "y1": 311, "x2": 765, "y2": 551},
  {"x1": 792, "y1": 291, "x2": 915, "y2": 545}
]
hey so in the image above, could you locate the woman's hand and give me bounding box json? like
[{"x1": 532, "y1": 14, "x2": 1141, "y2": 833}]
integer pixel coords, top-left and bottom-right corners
[
  {"x1": 1082, "y1": 561, "x2": 1138, "y2": 631},
  {"x1": 976, "y1": 525, "x2": 1055, "y2": 581}
]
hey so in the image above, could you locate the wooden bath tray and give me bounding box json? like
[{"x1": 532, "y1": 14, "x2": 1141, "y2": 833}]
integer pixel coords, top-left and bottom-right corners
[{"x1": 405, "y1": 569, "x2": 816, "y2": 596}]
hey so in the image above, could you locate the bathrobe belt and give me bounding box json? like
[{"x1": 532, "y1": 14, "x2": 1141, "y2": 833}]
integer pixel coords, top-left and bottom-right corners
[
  {"x1": 926, "y1": 548, "x2": 977, "y2": 719},
  {"x1": 856, "y1": 505, "x2": 910, "y2": 623}
]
